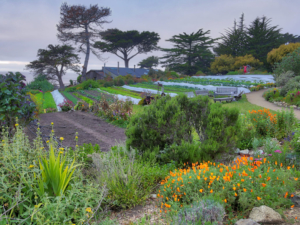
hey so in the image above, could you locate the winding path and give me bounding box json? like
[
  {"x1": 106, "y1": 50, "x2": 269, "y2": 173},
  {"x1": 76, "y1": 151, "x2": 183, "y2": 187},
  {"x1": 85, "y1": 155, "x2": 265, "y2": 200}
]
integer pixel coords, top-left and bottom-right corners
[{"x1": 245, "y1": 89, "x2": 300, "y2": 120}]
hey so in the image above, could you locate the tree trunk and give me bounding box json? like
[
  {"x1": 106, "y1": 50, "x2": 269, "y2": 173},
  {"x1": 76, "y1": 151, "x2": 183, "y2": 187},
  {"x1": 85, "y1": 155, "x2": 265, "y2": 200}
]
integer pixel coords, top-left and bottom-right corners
[
  {"x1": 82, "y1": 26, "x2": 90, "y2": 81},
  {"x1": 124, "y1": 52, "x2": 129, "y2": 68},
  {"x1": 58, "y1": 75, "x2": 65, "y2": 90}
]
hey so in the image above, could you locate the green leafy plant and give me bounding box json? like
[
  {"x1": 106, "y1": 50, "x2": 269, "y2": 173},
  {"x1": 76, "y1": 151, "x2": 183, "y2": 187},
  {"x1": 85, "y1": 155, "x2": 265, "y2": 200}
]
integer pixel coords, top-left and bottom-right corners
[
  {"x1": 36, "y1": 144, "x2": 79, "y2": 197},
  {"x1": 0, "y1": 72, "x2": 36, "y2": 134},
  {"x1": 58, "y1": 99, "x2": 73, "y2": 112}
]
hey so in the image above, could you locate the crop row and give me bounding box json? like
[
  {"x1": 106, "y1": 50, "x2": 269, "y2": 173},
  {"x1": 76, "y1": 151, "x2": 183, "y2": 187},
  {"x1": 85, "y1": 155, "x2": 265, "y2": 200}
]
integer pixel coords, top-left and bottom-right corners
[{"x1": 99, "y1": 87, "x2": 142, "y2": 99}]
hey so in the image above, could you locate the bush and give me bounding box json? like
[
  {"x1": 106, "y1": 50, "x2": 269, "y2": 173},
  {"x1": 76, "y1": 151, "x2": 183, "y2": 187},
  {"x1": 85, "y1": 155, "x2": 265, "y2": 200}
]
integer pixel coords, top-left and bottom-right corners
[
  {"x1": 126, "y1": 94, "x2": 240, "y2": 164},
  {"x1": 268, "y1": 43, "x2": 300, "y2": 65},
  {"x1": 125, "y1": 95, "x2": 193, "y2": 161},
  {"x1": 280, "y1": 76, "x2": 300, "y2": 96},
  {"x1": 0, "y1": 72, "x2": 36, "y2": 134},
  {"x1": 69, "y1": 143, "x2": 100, "y2": 166},
  {"x1": 26, "y1": 74, "x2": 54, "y2": 92},
  {"x1": 263, "y1": 88, "x2": 280, "y2": 101}
]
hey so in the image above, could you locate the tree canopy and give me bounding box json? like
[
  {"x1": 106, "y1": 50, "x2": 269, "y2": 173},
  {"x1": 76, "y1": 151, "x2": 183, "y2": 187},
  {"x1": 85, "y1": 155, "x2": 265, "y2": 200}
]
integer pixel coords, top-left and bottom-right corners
[
  {"x1": 267, "y1": 43, "x2": 300, "y2": 65},
  {"x1": 160, "y1": 29, "x2": 216, "y2": 75},
  {"x1": 214, "y1": 13, "x2": 246, "y2": 57},
  {"x1": 56, "y1": 3, "x2": 111, "y2": 80},
  {"x1": 138, "y1": 56, "x2": 159, "y2": 69},
  {"x1": 245, "y1": 16, "x2": 284, "y2": 70},
  {"x1": 94, "y1": 29, "x2": 160, "y2": 68},
  {"x1": 25, "y1": 44, "x2": 80, "y2": 89}
]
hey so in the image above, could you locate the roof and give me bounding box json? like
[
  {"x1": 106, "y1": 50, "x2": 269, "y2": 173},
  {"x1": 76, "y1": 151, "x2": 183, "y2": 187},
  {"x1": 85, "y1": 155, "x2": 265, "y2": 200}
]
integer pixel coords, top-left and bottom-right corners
[{"x1": 102, "y1": 67, "x2": 149, "y2": 78}]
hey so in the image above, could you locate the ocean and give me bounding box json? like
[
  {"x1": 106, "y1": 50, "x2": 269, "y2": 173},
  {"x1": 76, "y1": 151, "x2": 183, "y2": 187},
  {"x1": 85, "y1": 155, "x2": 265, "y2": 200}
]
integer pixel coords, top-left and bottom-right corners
[{"x1": 0, "y1": 71, "x2": 79, "y2": 86}]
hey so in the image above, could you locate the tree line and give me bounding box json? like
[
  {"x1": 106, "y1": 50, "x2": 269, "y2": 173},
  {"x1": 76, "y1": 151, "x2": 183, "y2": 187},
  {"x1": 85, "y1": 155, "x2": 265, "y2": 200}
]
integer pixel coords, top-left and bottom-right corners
[{"x1": 25, "y1": 3, "x2": 300, "y2": 88}]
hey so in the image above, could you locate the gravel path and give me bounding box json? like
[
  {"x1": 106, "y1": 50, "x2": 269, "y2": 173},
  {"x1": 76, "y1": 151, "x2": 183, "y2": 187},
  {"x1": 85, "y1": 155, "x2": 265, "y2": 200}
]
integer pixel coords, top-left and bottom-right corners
[{"x1": 245, "y1": 89, "x2": 300, "y2": 120}]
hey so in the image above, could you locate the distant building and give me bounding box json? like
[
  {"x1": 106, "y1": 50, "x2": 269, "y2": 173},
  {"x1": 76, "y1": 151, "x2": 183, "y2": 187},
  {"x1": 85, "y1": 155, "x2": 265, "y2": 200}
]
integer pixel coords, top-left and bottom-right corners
[{"x1": 86, "y1": 70, "x2": 105, "y2": 80}]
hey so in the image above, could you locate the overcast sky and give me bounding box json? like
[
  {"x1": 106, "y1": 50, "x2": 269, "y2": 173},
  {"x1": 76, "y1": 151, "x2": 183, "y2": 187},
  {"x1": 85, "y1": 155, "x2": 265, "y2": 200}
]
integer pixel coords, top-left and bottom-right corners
[{"x1": 1, "y1": 0, "x2": 299, "y2": 82}]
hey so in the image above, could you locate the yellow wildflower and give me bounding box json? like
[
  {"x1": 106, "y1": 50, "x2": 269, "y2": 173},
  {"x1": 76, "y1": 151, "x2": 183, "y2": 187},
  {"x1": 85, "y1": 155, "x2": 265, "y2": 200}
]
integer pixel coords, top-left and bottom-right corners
[{"x1": 60, "y1": 137, "x2": 64, "y2": 141}]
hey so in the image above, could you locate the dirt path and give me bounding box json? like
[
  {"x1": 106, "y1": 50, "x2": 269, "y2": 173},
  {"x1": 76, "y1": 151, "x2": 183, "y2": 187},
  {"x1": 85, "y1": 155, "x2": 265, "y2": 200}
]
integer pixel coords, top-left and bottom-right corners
[
  {"x1": 246, "y1": 89, "x2": 300, "y2": 120},
  {"x1": 37, "y1": 111, "x2": 126, "y2": 152}
]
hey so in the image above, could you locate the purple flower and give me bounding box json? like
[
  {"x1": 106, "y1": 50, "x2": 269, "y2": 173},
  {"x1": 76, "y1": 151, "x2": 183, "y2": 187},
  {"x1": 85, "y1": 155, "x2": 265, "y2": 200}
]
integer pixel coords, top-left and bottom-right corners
[
  {"x1": 268, "y1": 154, "x2": 272, "y2": 156},
  {"x1": 274, "y1": 150, "x2": 282, "y2": 153},
  {"x1": 254, "y1": 158, "x2": 262, "y2": 161}
]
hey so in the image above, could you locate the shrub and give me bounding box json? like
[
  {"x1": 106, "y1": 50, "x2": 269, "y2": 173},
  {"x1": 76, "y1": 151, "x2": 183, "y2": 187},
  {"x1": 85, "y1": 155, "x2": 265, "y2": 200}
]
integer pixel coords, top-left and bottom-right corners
[
  {"x1": 58, "y1": 99, "x2": 73, "y2": 111},
  {"x1": 69, "y1": 143, "x2": 100, "y2": 166},
  {"x1": 125, "y1": 95, "x2": 193, "y2": 160},
  {"x1": 263, "y1": 88, "x2": 280, "y2": 101},
  {"x1": 268, "y1": 43, "x2": 300, "y2": 65},
  {"x1": 0, "y1": 72, "x2": 36, "y2": 134},
  {"x1": 237, "y1": 116, "x2": 257, "y2": 150},
  {"x1": 280, "y1": 76, "x2": 300, "y2": 96}
]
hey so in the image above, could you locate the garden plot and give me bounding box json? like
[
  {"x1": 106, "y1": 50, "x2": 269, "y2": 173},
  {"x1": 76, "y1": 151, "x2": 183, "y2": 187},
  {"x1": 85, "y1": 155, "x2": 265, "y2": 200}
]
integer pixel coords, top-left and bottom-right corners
[
  {"x1": 122, "y1": 85, "x2": 178, "y2": 97},
  {"x1": 51, "y1": 90, "x2": 66, "y2": 111},
  {"x1": 192, "y1": 74, "x2": 275, "y2": 83},
  {"x1": 154, "y1": 81, "x2": 250, "y2": 94},
  {"x1": 97, "y1": 88, "x2": 141, "y2": 104}
]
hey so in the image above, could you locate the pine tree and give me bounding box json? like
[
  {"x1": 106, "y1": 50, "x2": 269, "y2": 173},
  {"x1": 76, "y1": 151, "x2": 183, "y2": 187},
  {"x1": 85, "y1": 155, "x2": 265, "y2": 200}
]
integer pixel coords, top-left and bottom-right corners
[
  {"x1": 213, "y1": 13, "x2": 247, "y2": 57},
  {"x1": 160, "y1": 29, "x2": 216, "y2": 75}
]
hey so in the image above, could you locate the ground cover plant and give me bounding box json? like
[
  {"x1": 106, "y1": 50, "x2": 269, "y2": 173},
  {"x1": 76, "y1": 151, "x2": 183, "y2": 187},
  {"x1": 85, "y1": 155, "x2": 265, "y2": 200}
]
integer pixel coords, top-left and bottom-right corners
[
  {"x1": 263, "y1": 88, "x2": 300, "y2": 107},
  {"x1": 249, "y1": 82, "x2": 275, "y2": 91},
  {"x1": 158, "y1": 156, "x2": 300, "y2": 224},
  {"x1": 73, "y1": 92, "x2": 94, "y2": 106},
  {"x1": 33, "y1": 92, "x2": 57, "y2": 110}
]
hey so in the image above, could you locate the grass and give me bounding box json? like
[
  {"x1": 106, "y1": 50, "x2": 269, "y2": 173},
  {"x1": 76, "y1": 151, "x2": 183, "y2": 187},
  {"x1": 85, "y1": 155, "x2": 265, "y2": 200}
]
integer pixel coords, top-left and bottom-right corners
[
  {"x1": 34, "y1": 92, "x2": 57, "y2": 109},
  {"x1": 62, "y1": 91, "x2": 78, "y2": 105},
  {"x1": 222, "y1": 94, "x2": 277, "y2": 114}
]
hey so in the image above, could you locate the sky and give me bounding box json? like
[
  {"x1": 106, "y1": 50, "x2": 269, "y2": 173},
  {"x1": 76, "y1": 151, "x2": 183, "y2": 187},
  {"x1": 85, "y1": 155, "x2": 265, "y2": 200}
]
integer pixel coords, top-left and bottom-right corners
[{"x1": 1, "y1": 0, "x2": 300, "y2": 84}]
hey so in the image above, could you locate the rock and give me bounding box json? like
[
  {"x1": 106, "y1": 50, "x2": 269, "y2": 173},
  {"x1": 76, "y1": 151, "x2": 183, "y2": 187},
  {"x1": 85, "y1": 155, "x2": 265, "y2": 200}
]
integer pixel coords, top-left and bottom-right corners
[
  {"x1": 292, "y1": 105, "x2": 297, "y2": 108},
  {"x1": 253, "y1": 149, "x2": 264, "y2": 155},
  {"x1": 235, "y1": 219, "x2": 260, "y2": 225},
  {"x1": 235, "y1": 148, "x2": 240, "y2": 154},
  {"x1": 291, "y1": 194, "x2": 300, "y2": 207},
  {"x1": 240, "y1": 149, "x2": 249, "y2": 155},
  {"x1": 249, "y1": 205, "x2": 283, "y2": 224},
  {"x1": 150, "y1": 194, "x2": 157, "y2": 199}
]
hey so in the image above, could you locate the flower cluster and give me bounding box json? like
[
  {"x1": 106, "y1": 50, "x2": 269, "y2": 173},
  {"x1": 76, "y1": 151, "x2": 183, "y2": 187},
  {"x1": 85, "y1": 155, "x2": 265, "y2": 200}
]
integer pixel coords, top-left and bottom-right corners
[{"x1": 158, "y1": 157, "x2": 298, "y2": 216}]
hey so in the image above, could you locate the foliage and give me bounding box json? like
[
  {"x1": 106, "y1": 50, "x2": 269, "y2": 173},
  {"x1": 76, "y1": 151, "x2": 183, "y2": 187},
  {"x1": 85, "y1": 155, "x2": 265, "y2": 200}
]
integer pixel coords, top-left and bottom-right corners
[
  {"x1": 99, "y1": 87, "x2": 142, "y2": 99},
  {"x1": 94, "y1": 29, "x2": 160, "y2": 68},
  {"x1": 34, "y1": 92, "x2": 57, "y2": 110},
  {"x1": 280, "y1": 76, "x2": 300, "y2": 96},
  {"x1": 236, "y1": 116, "x2": 256, "y2": 150},
  {"x1": 25, "y1": 44, "x2": 81, "y2": 89},
  {"x1": 210, "y1": 54, "x2": 262, "y2": 74},
  {"x1": 66, "y1": 79, "x2": 101, "y2": 92},
  {"x1": 57, "y1": 2, "x2": 111, "y2": 79},
  {"x1": 26, "y1": 74, "x2": 54, "y2": 91},
  {"x1": 267, "y1": 43, "x2": 300, "y2": 64},
  {"x1": 36, "y1": 144, "x2": 79, "y2": 197},
  {"x1": 62, "y1": 91, "x2": 77, "y2": 105},
  {"x1": 90, "y1": 144, "x2": 171, "y2": 209},
  {"x1": 0, "y1": 124, "x2": 107, "y2": 224},
  {"x1": 174, "y1": 197, "x2": 225, "y2": 225},
  {"x1": 29, "y1": 92, "x2": 43, "y2": 114},
  {"x1": 210, "y1": 54, "x2": 235, "y2": 74},
  {"x1": 126, "y1": 94, "x2": 240, "y2": 164},
  {"x1": 77, "y1": 74, "x2": 82, "y2": 83},
  {"x1": 126, "y1": 95, "x2": 193, "y2": 161},
  {"x1": 58, "y1": 99, "x2": 73, "y2": 111},
  {"x1": 250, "y1": 83, "x2": 275, "y2": 92},
  {"x1": 245, "y1": 16, "x2": 284, "y2": 70},
  {"x1": 138, "y1": 56, "x2": 159, "y2": 69},
  {"x1": 213, "y1": 13, "x2": 246, "y2": 57},
  {"x1": 69, "y1": 143, "x2": 101, "y2": 166},
  {"x1": 263, "y1": 88, "x2": 281, "y2": 101},
  {"x1": 158, "y1": 157, "x2": 299, "y2": 220},
  {"x1": 0, "y1": 72, "x2": 36, "y2": 133},
  {"x1": 73, "y1": 92, "x2": 94, "y2": 106},
  {"x1": 160, "y1": 29, "x2": 216, "y2": 75},
  {"x1": 273, "y1": 47, "x2": 300, "y2": 80}
]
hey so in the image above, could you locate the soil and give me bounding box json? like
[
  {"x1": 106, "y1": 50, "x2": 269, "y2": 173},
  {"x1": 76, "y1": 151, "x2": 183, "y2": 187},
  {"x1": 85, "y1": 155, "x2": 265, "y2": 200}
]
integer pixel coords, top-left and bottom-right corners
[
  {"x1": 246, "y1": 89, "x2": 300, "y2": 120},
  {"x1": 34, "y1": 111, "x2": 126, "y2": 152}
]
